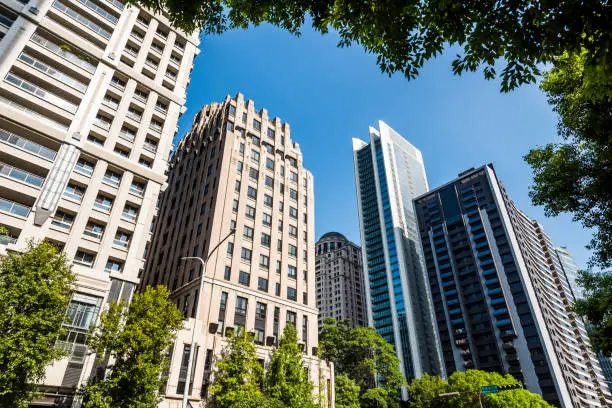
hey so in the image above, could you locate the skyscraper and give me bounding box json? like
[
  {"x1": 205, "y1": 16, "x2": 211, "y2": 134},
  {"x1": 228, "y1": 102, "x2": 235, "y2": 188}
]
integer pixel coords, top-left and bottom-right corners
[
  {"x1": 0, "y1": 2, "x2": 198, "y2": 405},
  {"x1": 141, "y1": 94, "x2": 333, "y2": 407},
  {"x1": 414, "y1": 164, "x2": 611, "y2": 407},
  {"x1": 352, "y1": 121, "x2": 443, "y2": 384},
  {"x1": 315, "y1": 232, "x2": 367, "y2": 329}
]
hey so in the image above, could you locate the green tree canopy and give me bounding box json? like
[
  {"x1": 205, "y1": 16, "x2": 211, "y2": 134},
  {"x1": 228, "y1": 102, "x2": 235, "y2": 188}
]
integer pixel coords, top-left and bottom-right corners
[
  {"x1": 0, "y1": 241, "x2": 75, "y2": 408},
  {"x1": 126, "y1": 0, "x2": 610, "y2": 92},
  {"x1": 334, "y1": 374, "x2": 360, "y2": 408},
  {"x1": 407, "y1": 370, "x2": 553, "y2": 408},
  {"x1": 319, "y1": 318, "x2": 405, "y2": 400},
  {"x1": 210, "y1": 329, "x2": 265, "y2": 408},
  {"x1": 573, "y1": 271, "x2": 612, "y2": 355},
  {"x1": 80, "y1": 286, "x2": 184, "y2": 408},
  {"x1": 360, "y1": 387, "x2": 390, "y2": 408},
  {"x1": 525, "y1": 51, "x2": 612, "y2": 270},
  {"x1": 265, "y1": 324, "x2": 316, "y2": 408}
]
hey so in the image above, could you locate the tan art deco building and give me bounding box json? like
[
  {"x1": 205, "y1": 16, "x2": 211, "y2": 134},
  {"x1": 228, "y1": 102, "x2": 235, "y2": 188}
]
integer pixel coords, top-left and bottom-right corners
[
  {"x1": 141, "y1": 93, "x2": 334, "y2": 408},
  {"x1": 0, "y1": 0, "x2": 198, "y2": 405}
]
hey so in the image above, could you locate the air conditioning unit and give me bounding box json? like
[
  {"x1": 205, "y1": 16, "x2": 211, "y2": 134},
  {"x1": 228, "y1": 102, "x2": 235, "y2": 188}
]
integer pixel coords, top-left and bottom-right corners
[{"x1": 208, "y1": 322, "x2": 218, "y2": 334}]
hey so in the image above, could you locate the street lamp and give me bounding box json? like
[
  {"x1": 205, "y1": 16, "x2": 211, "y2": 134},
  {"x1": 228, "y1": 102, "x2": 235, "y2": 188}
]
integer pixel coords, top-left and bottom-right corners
[{"x1": 176, "y1": 228, "x2": 235, "y2": 408}]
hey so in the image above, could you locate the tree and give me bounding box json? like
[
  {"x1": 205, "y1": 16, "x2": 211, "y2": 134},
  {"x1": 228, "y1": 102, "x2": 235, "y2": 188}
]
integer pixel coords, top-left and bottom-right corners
[
  {"x1": 334, "y1": 374, "x2": 360, "y2": 408},
  {"x1": 573, "y1": 271, "x2": 612, "y2": 355},
  {"x1": 265, "y1": 324, "x2": 316, "y2": 408},
  {"x1": 126, "y1": 0, "x2": 610, "y2": 93},
  {"x1": 525, "y1": 51, "x2": 612, "y2": 270},
  {"x1": 0, "y1": 240, "x2": 75, "y2": 408},
  {"x1": 319, "y1": 318, "x2": 404, "y2": 403},
  {"x1": 407, "y1": 370, "x2": 553, "y2": 408},
  {"x1": 210, "y1": 329, "x2": 265, "y2": 408},
  {"x1": 80, "y1": 286, "x2": 183, "y2": 408},
  {"x1": 360, "y1": 388, "x2": 390, "y2": 408}
]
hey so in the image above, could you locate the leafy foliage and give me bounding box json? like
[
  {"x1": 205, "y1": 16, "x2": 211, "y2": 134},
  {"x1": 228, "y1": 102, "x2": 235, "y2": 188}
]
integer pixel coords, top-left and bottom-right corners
[
  {"x1": 126, "y1": 0, "x2": 610, "y2": 92},
  {"x1": 525, "y1": 51, "x2": 612, "y2": 270},
  {"x1": 573, "y1": 271, "x2": 612, "y2": 356},
  {"x1": 360, "y1": 387, "x2": 391, "y2": 408},
  {"x1": 0, "y1": 225, "x2": 9, "y2": 236},
  {"x1": 407, "y1": 370, "x2": 553, "y2": 408},
  {"x1": 0, "y1": 241, "x2": 75, "y2": 408},
  {"x1": 334, "y1": 374, "x2": 360, "y2": 408},
  {"x1": 265, "y1": 324, "x2": 316, "y2": 408},
  {"x1": 210, "y1": 329, "x2": 265, "y2": 408},
  {"x1": 80, "y1": 286, "x2": 184, "y2": 408},
  {"x1": 319, "y1": 318, "x2": 404, "y2": 407}
]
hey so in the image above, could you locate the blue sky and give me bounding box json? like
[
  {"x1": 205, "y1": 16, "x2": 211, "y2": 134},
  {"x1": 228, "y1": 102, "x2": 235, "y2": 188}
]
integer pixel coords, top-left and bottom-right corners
[{"x1": 176, "y1": 24, "x2": 593, "y2": 269}]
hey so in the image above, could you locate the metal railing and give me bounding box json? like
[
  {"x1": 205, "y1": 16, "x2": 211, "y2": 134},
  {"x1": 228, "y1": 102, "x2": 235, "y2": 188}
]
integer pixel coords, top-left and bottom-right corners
[
  {"x1": 75, "y1": 0, "x2": 118, "y2": 24},
  {"x1": 52, "y1": 1, "x2": 112, "y2": 39},
  {"x1": 5, "y1": 73, "x2": 78, "y2": 113},
  {"x1": 0, "y1": 128, "x2": 56, "y2": 160},
  {"x1": 30, "y1": 33, "x2": 96, "y2": 73},
  {"x1": 0, "y1": 162, "x2": 45, "y2": 187},
  {"x1": 18, "y1": 52, "x2": 88, "y2": 92},
  {"x1": 0, "y1": 197, "x2": 31, "y2": 217}
]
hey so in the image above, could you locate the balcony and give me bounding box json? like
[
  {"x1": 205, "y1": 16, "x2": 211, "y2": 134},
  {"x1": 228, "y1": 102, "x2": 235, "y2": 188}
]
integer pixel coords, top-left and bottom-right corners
[
  {"x1": 5, "y1": 73, "x2": 78, "y2": 113},
  {"x1": 0, "y1": 96, "x2": 68, "y2": 130},
  {"x1": 136, "y1": 15, "x2": 149, "y2": 27},
  {"x1": 75, "y1": 0, "x2": 118, "y2": 24},
  {"x1": 30, "y1": 33, "x2": 96, "y2": 74},
  {"x1": 74, "y1": 162, "x2": 94, "y2": 176},
  {"x1": 150, "y1": 43, "x2": 164, "y2": 55},
  {"x1": 18, "y1": 53, "x2": 88, "y2": 93},
  {"x1": 0, "y1": 162, "x2": 45, "y2": 187},
  {"x1": 124, "y1": 46, "x2": 138, "y2": 58},
  {"x1": 121, "y1": 211, "x2": 137, "y2": 222},
  {"x1": 134, "y1": 92, "x2": 148, "y2": 103},
  {"x1": 130, "y1": 31, "x2": 143, "y2": 42},
  {"x1": 119, "y1": 130, "x2": 135, "y2": 143},
  {"x1": 94, "y1": 200, "x2": 111, "y2": 213},
  {"x1": 110, "y1": 78, "x2": 125, "y2": 91},
  {"x1": 143, "y1": 142, "x2": 157, "y2": 153},
  {"x1": 51, "y1": 1, "x2": 112, "y2": 40},
  {"x1": 106, "y1": 0, "x2": 124, "y2": 9},
  {"x1": 0, "y1": 197, "x2": 31, "y2": 217},
  {"x1": 94, "y1": 116, "x2": 111, "y2": 130},
  {"x1": 126, "y1": 110, "x2": 142, "y2": 122},
  {"x1": 129, "y1": 183, "x2": 145, "y2": 197},
  {"x1": 0, "y1": 128, "x2": 56, "y2": 161},
  {"x1": 84, "y1": 227, "x2": 103, "y2": 241},
  {"x1": 164, "y1": 72, "x2": 176, "y2": 82},
  {"x1": 149, "y1": 122, "x2": 162, "y2": 133}
]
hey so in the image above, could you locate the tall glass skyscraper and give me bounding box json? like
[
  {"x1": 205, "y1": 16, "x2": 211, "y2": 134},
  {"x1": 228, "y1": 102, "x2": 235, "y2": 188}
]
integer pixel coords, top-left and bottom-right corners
[{"x1": 352, "y1": 121, "x2": 443, "y2": 384}]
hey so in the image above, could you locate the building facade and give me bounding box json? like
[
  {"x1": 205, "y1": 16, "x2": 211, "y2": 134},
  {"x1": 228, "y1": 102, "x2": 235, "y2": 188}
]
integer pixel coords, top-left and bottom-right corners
[
  {"x1": 0, "y1": 1, "x2": 198, "y2": 404},
  {"x1": 141, "y1": 94, "x2": 333, "y2": 408},
  {"x1": 414, "y1": 164, "x2": 611, "y2": 408},
  {"x1": 315, "y1": 232, "x2": 366, "y2": 329},
  {"x1": 352, "y1": 121, "x2": 443, "y2": 384}
]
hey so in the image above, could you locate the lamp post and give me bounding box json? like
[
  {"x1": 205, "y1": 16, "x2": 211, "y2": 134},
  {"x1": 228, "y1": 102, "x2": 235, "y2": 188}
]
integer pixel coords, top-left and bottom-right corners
[{"x1": 177, "y1": 228, "x2": 235, "y2": 408}]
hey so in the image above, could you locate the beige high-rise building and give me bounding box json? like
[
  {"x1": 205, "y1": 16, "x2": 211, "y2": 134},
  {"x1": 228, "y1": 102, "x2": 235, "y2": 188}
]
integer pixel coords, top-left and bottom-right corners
[
  {"x1": 141, "y1": 93, "x2": 334, "y2": 408},
  {"x1": 0, "y1": 0, "x2": 198, "y2": 405}
]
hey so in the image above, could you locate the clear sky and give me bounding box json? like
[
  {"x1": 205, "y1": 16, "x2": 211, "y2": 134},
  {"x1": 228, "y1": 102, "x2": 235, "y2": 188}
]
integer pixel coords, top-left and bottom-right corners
[{"x1": 176, "y1": 24, "x2": 594, "y2": 269}]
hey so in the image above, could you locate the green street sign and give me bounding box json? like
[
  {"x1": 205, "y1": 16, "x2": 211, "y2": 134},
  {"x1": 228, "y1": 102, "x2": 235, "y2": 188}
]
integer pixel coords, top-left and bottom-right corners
[{"x1": 481, "y1": 385, "x2": 499, "y2": 395}]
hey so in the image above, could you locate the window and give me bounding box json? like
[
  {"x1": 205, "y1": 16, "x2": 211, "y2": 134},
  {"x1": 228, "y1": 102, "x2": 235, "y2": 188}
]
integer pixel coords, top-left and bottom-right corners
[
  {"x1": 275, "y1": 283, "x2": 281, "y2": 296},
  {"x1": 57, "y1": 294, "x2": 101, "y2": 362},
  {"x1": 84, "y1": 221, "x2": 104, "y2": 241},
  {"x1": 261, "y1": 233, "x2": 271, "y2": 247},
  {"x1": 246, "y1": 205, "x2": 255, "y2": 219},
  {"x1": 241, "y1": 247, "x2": 252, "y2": 262},
  {"x1": 260, "y1": 254, "x2": 270, "y2": 269},
  {"x1": 264, "y1": 194, "x2": 273, "y2": 207},
  {"x1": 87, "y1": 134, "x2": 104, "y2": 146},
  {"x1": 51, "y1": 211, "x2": 74, "y2": 230},
  {"x1": 236, "y1": 161, "x2": 243, "y2": 172},
  {"x1": 232, "y1": 199, "x2": 239, "y2": 212},
  {"x1": 286, "y1": 311, "x2": 297, "y2": 326},
  {"x1": 227, "y1": 242, "x2": 234, "y2": 255},
  {"x1": 75, "y1": 158, "x2": 95, "y2": 176},
  {"x1": 289, "y1": 225, "x2": 298, "y2": 237},
  {"x1": 262, "y1": 213, "x2": 272, "y2": 226},
  {"x1": 239, "y1": 143, "x2": 245, "y2": 153},
  {"x1": 258, "y1": 277, "x2": 268, "y2": 292},
  {"x1": 256, "y1": 302, "x2": 267, "y2": 319},
  {"x1": 279, "y1": 201, "x2": 284, "y2": 212},
  {"x1": 242, "y1": 112, "x2": 247, "y2": 122},
  {"x1": 267, "y1": 128, "x2": 275, "y2": 138},
  {"x1": 250, "y1": 150, "x2": 260, "y2": 163},
  {"x1": 290, "y1": 188, "x2": 298, "y2": 201},
  {"x1": 224, "y1": 266, "x2": 231, "y2": 280},
  {"x1": 266, "y1": 158, "x2": 274, "y2": 170},
  {"x1": 249, "y1": 167, "x2": 259, "y2": 180},
  {"x1": 228, "y1": 105, "x2": 236, "y2": 116},
  {"x1": 289, "y1": 207, "x2": 298, "y2": 219},
  {"x1": 247, "y1": 186, "x2": 257, "y2": 199},
  {"x1": 114, "y1": 231, "x2": 131, "y2": 248},
  {"x1": 104, "y1": 260, "x2": 123, "y2": 273},
  {"x1": 94, "y1": 195, "x2": 113, "y2": 212},
  {"x1": 276, "y1": 261, "x2": 281, "y2": 274},
  {"x1": 122, "y1": 205, "x2": 139, "y2": 222},
  {"x1": 254, "y1": 328, "x2": 265, "y2": 345},
  {"x1": 289, "y1": 244, "x2": 297, "y2": 257},
  {"x1": 277, "y1": 239, "x2": 283, "y2": 252},
  {"x1": 243, "y1": 226, "x2": 254, "y2": 240},
  {"x1": 230, "y1": 220, "x2": 236, "y2": 231},
  {"x1": 303, "y1": 292, "x2": 308, "y2": 305},
  {"x1": 290, "y1": 171, "x2": 298, "y2": 183},
  {"x1": 288, "y1": 157, "x2": 297, "y2": 167},
  {"x1": 64, "y1": 184, "x2": 85, "y2": 202},
  {"x1": 197, "y1": 223, "x2": 203, "y2": 235},
  {"x1": 235, "y1": 180, "x2": 241, "y2": 192},
  {"x1": 239, "y1": 271, "x2": 250, "y2": 286},
  {"x1": 201, "y1": 203, "x2": 207, "y2": 215},
  {"x1": 226, "y1": 121, "x2": 234, "y2": 131},
  {"x1": 236, "y1": 296, "x2": 248, "y2": 316},
  {"x1": 288, "y1": 265, "x2": 297, "y2": 279},
  {"x1": 287, "y1": 287, "x2": 297, "y2": 301},
  {"x1": 252, "y1": 135, "x2": 260, "y2": 146},
  {"x1": 265, "y1": 176, "x2": 274, "y2": 188},
  {"x1": 114, "y1": 145, "x2": 130, "y2": 157},
  {"x1": 74, "y1": 250, "x2": 95, "y2": 267},
  {"x1": 253, "y1": 119, "x2": 261, "y2": 130}
]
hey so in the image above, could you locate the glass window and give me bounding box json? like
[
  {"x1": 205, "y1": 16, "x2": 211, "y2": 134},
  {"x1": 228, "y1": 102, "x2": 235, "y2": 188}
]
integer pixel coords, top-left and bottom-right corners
[
  {"x1": 265, "y1": 176, "x2": 274, "y2": 188},
  {"x1": 260, "y1": 254, "x2": 270, "y2": 269},
  {"x1": 236, "y1": 161, "x2": 243, "y2": 172},
  {"x1": 289, "y1": 207, "x2": 298, "y2": 219},
  {"x1": 256, "y1": 302, "x2": 267, "y2": 319},
  {"x1": 289, "y1": 244, "x2": 297, "y2": 257},
  {"x1": 264, "y1": 194, "x2": 273, "y2": 207},
  {"x1": 64, "y1": 184, "x2": 86, "y2": 202},
  {"x1": 290, "y1": 171, "x2": 298, "y2": 183},
  {"x1": 253, "y1": 119, "x2": 261, "y2": 130},
  {"x1": 266, "y1": 158, "x2": 275, "y2": 170},
  {"x1": 289, "y1": 225, "x2": 298, "y2": 237},
  {"x1": 287, "y1": 287, "x2": 297, "y2": 301},
  {"x1": 232, "y1": 199, "x2": 239, "y2": 212},
  {"x1": 286, "y1": 311, "x2": 296, "y2": 326},
  {"x1": 258, "y1": 277, "x2": 268, "y2": 292},
  {"x1": 247, "y1": 186, "x2": 257, "y2": 199},
  {"x1": 243, "y1": 226, "x2": 254, "y2": 239},
  {"x1": 246, "y1": 205, "x2": 255, "y2": 219},
  {"x1": 51, "y1": 210, "x2": 74, "y2": 229},
  {"x1": 290, "y1": 188, "x2": 298, "y2": 201},
  {"x1": 267, "y1": 128, "x2": 275, "y2": 138},
  {"x1": 56, "y1": 293, "x2": 101, "y2": 362},
  {"x1": 262, "y1": 213, "x2": 272, "y2": 226},
  {"x1": 251, "y1": 150, "x2": 260, "y2": 163},
  {"x1": 104, "y1": 260, "x2": 123, "y2": 273},
  {"x1": 241, "y1": 247, "x2": 252, "y2": 262},
  {"x1": 261, "y1": 233, "x2": 271, "y2": 247},
  {"x1": 249, "y1": 167, "x2": 259, "y2": 180},
  {"x1": 288, "y1": 265, "x2": 297, "y2": 279},
  {"x1": 224, "y1": 266, "x2": 231, "y2": 280},
  {"x1": 236, "y1": 296, "x2": 248, "y2": 315},
  {"x1": 227, "y1": 242, "x2": 234, "y2": 255},
  {"x1": 254, "y1": 328, "x2": 264, "y2": 345},
  {"x1": 74, "y1": 250, "x2": 95, "y2": 267},
  {"x1": 239, "y1": 271, "x2": 250, "y2": 286}
]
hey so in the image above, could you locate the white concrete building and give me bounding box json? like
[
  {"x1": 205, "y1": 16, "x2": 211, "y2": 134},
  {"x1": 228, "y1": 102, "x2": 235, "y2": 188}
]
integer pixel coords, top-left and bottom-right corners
[
  {"x1": 141, "y1": 93, "x2": 334, "y2": 408},
  {"x1": 0, "y1": 0, "x2": 198, "y2": 405}
]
